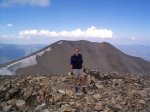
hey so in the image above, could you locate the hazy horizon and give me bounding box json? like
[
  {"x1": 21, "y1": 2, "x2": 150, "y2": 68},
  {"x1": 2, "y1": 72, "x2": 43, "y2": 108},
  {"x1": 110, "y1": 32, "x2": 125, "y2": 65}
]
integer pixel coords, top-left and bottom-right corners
[{"x1": 0, "y1": 40, "x2": 150, "y2": 46}]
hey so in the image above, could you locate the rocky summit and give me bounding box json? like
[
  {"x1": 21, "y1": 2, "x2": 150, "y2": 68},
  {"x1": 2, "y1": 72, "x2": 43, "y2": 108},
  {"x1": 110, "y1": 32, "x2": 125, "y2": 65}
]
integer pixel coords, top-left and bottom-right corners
[{"x1": 0, "y1": 70, "x2": 150, "y2": 112}]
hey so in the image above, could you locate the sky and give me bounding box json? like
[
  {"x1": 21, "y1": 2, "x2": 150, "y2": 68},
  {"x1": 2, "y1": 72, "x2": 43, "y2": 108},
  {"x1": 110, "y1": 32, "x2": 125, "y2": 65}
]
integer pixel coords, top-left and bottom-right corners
[{"x1": 0, "y1": 0, "x2": 150, "y2": 45}]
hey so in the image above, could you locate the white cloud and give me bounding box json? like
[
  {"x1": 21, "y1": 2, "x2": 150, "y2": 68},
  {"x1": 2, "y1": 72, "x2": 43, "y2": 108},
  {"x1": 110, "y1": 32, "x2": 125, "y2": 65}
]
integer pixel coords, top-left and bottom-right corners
[
  {"x1": 18, "y1": 26, "x2": 113, "y2": 39},
  {"x1": 0, "y1": 26, "x2": 114, "y2": 44},
  {"x1": 131, "y1": 36, "x2": 136, "y2": 40},
  {"x1": 0, "y1": 0, "x2": 50, "y2": 8},
  {"x1": 7, "y1": 24, "x2": 12, "y2": 27},
  {"x1": 0, "y1": 24, "x2": 13, "y2": 30}
]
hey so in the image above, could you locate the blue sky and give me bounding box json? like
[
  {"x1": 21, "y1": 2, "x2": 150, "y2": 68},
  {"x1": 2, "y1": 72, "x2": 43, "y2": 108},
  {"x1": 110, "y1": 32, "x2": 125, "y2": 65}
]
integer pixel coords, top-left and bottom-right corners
[{"x1": 0, "y1": 0, "x2": 149, "y2": 45}]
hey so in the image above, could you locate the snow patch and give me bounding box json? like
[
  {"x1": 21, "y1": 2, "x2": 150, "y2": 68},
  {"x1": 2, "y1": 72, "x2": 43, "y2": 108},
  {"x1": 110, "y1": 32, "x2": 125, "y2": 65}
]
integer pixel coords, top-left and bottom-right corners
[
  {"x1": 58, "y1": 41, "x2": 63, "y2": 44},
  {"x1": 0, "y1": 47, "x2": 51, "y2": 75},
  {"x1": 0, "y1": 67, "x2": 13, "y2": 75}
]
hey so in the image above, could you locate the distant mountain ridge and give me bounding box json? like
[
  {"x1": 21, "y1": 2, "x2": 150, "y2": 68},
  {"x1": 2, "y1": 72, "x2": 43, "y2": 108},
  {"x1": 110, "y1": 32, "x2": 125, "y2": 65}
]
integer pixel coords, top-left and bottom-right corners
[
  {"x1": 0, "y1": 43, "x2": 149, "y2": 65},
  {"x1": 115, "y1": 44, "x2": 150, "y2": 62},
  {"x1": 0, "y1": 40, "x2": 150, "y2": 75},
  {"x1": 0, "y1": 44, "x2": 45, "y2": 64}
]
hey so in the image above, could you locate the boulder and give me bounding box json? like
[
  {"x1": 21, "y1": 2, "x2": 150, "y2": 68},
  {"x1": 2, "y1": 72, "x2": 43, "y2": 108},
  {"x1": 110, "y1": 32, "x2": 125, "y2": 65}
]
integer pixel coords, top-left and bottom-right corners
[
  {"x1": 33, "y1": 103, "x2": 46, "y2": 112},
  {"x1": 53, "y1": 93, "x2": 63, "y2": 102},
  {"x1": 3, "y1": 105, "x2": 12, "y2": 112},
  {"x1": 61, "y1": 104, "x2": 72, "y2": 112},
  {"x1": 96, "y1": 84, "x2": 104, "y2": 89},
  {"x1": 57, "y1": 89, "x2": 66, "y2": 95},
  {"x1": 33, "y1": 105, "x2": 43, "y2": 112},
  {"x1": 93, "y1": 102, "x2": 104, "y2": 111},
  {"x1": 37, "y1": 76, "x2": 49, "y2": 86},
  {"x1": 16, "y1": 99, "x2": 25, "y2": 110},
  {"x1": 8, "y1": 86, "x2": 19, "y2": 95},
  {"x1": 7, "y1": 99, "x2": 16, "y2": 106},
  {"x1": 92, "y1": 94, "x2": 101, "y2": 100},
  {"x1": 23, "y1": 87, "x2": 32, "y2": 100},
  {"x1": 43, "y1": 109, "x2": 50, "y2": 112},
  {"x1": 66, "y1": 89, "x2": 73, "y2": 97}
]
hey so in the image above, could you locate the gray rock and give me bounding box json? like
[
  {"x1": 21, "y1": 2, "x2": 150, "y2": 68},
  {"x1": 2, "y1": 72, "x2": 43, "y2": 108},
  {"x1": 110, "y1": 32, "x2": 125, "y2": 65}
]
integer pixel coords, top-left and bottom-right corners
[
  {"x1": 16, "y1": 99, "x2": 25, "y2": 110},
  {"x1": 33, "y1": 105, "x2": 43, "y2": 112},
  {"x1": 5, "y1": 93, "x2": 10, "y2": 100},
  {"x1": 139, "y1": 109, "x2": 150, "y2": 112},
  {"x1": 3, "y1": 105, "x2": 12, "y2": 112},
  {"x1": 95, "y1": 83, "x2": 104, "y2": 89},
  {"x1": 23, "y1": 88, "x2": 32, "y2": 100},
  {"x1": 57, "y1": 89, "x2": 66, "y2": 95},
  {"x1": 7, "y1": 99, "x2": 16, "y2": 106},
  {"x1": 33, "y1": 103, "x2": 46, "y2": 112},
  {"x1": 8, "y1": 86, "x2": 19, "y2": 95},
  {"x1": 43, "y1": 109, "x2": 50, "y2": 112},
  {"x1": 60, "y1": 104, "x2": 72, "y2": 112},
  {"x1": 93, "y1": 103, "x2": 104, "y2": 111},
  {"x1": 92, "y1": 94, "x2": 101, "y2": 100}
]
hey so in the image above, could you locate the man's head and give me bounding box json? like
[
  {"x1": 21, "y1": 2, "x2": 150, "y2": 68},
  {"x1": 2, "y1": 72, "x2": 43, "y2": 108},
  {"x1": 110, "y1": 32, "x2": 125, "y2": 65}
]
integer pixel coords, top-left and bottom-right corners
[{"x1": 74, "y1": 48, "x2": 79, "y2": 55}]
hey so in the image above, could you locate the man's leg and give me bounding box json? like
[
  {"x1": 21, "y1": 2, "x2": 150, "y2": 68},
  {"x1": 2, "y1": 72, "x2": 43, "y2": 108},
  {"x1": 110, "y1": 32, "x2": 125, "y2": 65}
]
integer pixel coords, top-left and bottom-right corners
[
  {"x1": 73, "y1": 78, "x2": 78, "y2": 87},
  {"x1": 81, "y1": 74, "x2": 87, "y2": 86},
  {"x1": 79, "y1": 69, "x2": 87, "y2": 94},
  {"x1": 73, "y1": 69, "x2": 79, "y2": 92}
]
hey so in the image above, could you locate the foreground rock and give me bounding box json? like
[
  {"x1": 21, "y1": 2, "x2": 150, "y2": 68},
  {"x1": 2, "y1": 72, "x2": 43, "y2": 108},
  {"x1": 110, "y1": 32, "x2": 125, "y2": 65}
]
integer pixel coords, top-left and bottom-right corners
[
  {"x1": 16, "y1": 99, "x2": 25, "y2": 110},
  {"x1": 0, "y1": 70, "x2": 150, "y2": 112}
]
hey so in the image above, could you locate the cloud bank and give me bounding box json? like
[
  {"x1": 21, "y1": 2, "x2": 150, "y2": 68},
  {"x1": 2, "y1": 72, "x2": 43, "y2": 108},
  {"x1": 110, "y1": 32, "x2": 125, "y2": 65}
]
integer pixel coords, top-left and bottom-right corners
[
  {"x1": 18, "y1": 26, "x2": 113, "y2": 39},
  {"x1": 0, "y1": 26, "x2": 115, "y2": 44},
  {"x1": 0, "y1": 0, "x2": 50, "y2": 7}
]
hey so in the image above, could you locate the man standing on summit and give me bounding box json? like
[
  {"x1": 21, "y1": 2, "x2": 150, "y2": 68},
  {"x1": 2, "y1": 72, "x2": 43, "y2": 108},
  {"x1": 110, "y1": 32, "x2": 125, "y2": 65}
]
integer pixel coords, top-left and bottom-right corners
[{"x1": 70, "y1": 48, "x2": 87, "y2": 94}]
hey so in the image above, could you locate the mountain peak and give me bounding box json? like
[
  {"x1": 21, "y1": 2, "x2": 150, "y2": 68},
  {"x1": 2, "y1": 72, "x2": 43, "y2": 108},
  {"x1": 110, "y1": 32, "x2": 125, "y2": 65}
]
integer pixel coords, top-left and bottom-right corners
[
  {"x1": 0, "y1": 40, "x2": 150, "y2": 75},
  {"x1": 101, "y1": 42, "x2": 112, "y2": 46}
]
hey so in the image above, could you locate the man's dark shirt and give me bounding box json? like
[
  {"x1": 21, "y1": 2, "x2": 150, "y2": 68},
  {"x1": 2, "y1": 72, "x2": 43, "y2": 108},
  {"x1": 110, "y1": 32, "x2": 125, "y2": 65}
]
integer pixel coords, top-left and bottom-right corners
[{"x1": 70, "y1": 54, "x2": 83, "y2": 69}]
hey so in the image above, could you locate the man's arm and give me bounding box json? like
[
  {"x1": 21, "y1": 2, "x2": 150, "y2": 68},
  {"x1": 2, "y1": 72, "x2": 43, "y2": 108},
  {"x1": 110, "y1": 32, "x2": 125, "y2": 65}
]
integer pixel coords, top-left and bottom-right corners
[
  {"x1": 70, "y1": 56, "x2": 73, "y2": 71},
  {"x1": 70, "y1": 64, "x2": 73, "y2": 69},
  {"x1": 80, "y1": 54, "x2": 83, "y2": 64},
  {"x1": 80, "y1": 54, "x2": 85, "y2": 69}
]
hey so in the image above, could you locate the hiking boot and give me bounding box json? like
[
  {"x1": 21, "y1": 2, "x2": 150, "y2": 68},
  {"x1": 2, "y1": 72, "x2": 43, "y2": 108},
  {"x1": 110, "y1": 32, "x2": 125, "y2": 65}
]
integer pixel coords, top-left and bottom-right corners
[
  {"x1": 82, "y1": 86, "x2": 87, "y2": 94},
  {"x1": 75, "y1": 86, "x2": 79, "y2": 93},
  {"x1": 77, "y1": 83, "x2": 81, "y2": 91}
]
